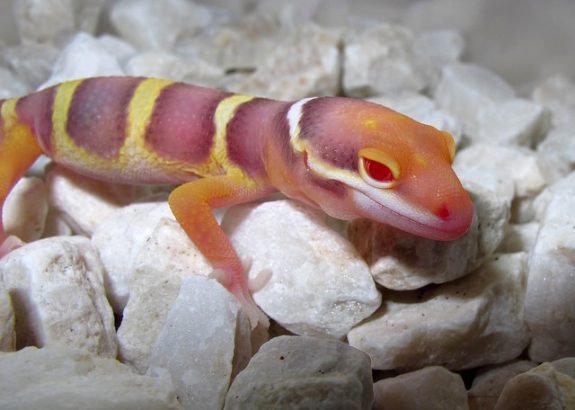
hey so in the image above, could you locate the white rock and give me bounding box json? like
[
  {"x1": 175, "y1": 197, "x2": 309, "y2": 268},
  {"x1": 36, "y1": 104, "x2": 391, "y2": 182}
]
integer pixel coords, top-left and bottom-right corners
[
  {"x1": 125, "y1": 51, "x2": 224, "y2": 87},
  {"x1": 149, "y1": 276, "x2": 253, "y2": 410},
  {"x1": 343, "y1": 24, "x2": 435, "y2": 97},
  {"x1": 225, "y1": 335, "x2": 373, "y2": 410},
  {"x1": 3, "y1": 177, "x2": 48, "y2": 243},
  {"x1": 497, "y1": 222, "x2": 539, "y2": 254},
  {"x1": 473, "y1": 98, "x2": 550, "y2": 147},
  {"x1": 110, "y1": 0, "x2": 213, "y2": 51},
  {"x1": 1, "y1": 43, "x2": 59, "y2": 89},
  {"x1": 0, "y1": 345, "x2": 183, "y2": 410},
  {"x1": 40, "y1": 32, "x2": 126, "y2": 89},
  {"x1": 45, "y1": 166, "x2": 153, "y2": 237},
  {"x1": 435, "y1": 63, "x2": 515, "y2": 136},
  {"x1": 0, "y1": 236, "x2": 116, "y2": 357},
  {"x1": 231, "y1": 24, "x2": 340, "y2": 100},
  {"x1": 414, "y1": 30, "x2": 465, "y2": 70},
  {"x1": 373, "y1": 366, "x2": 468, "y2": 410},
  {"x1": 369, "y1": 93, "x2": 463, "y2": 145},
  {"x1": 92, "y1": 200, "x2": 178, "y2": 313},
  {"x1": 348, "y1": 253, "x2": 529, "y2": 371},
  {"x1": 0, "y1": 66, "x2": 29, "y2": 99},
  {"x1": 532, "y1": 75, "x2": 575, "y2": 128},
  {"x1": 454, "y1": 144, "x2": 552, "y2": 200},
  {"x1": 0, "y1": 282, "x2": 15, "y2": 352},
  {"x1": 494, "y1": 362, "x2": 575, "y2": 410},
  {"x1": 468, "y1": 360, "x2": 536, "y2": 410},
  {"x1": 537, "y1": 127, "x2": 575, "y2": 177},
  {"x1": 532, "y1": 171, "x2": 575, "y2": 221},
  {"x1": 14, "y1": 0, "x2": 106, "y2": 45},
  {"x1": 116, "y1": 216, "x2": 213, "y2": 373},
  {"x1": 551, "y1": 357, "x2": 575, "y2": 379},
  {"x1": 221, "y1": 200, "x2": 381, "y2": 338},
  {"x1": 526, "y1": 181, "x2": 575, "y2": 361},
  {"x1": 348, "y1": 173, "x2": 510, "y2": 291}
]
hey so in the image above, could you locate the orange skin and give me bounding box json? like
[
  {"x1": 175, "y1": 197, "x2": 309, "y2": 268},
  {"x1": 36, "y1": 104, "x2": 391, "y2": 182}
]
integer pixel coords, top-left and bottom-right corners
[{"x1": 0, "y1": 78, "x2": 474, "y2": 328}]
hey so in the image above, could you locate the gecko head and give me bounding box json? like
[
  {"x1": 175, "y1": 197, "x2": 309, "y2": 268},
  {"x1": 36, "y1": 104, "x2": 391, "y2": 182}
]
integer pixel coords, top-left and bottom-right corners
[{"x1": 293, "y1": 97, "x2": 474, "y2": 241}]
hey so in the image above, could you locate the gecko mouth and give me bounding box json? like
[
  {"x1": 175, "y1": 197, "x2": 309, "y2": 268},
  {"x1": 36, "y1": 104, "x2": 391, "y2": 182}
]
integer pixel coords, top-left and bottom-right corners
[{"x1": 351, "y1": 190, "x2": 471, "y2": 241}]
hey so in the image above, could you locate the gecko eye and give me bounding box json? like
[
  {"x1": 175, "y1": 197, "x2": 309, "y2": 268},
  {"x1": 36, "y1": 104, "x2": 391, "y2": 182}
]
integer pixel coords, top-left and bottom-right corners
[{"x1": 359, "y1": 149, "x2": 400, "y2": 189}]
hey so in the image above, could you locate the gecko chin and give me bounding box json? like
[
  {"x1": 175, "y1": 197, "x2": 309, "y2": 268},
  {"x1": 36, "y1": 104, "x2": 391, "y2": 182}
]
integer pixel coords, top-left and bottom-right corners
[{"x1": 351, "y1": 190, "x2": 474, "y2": 241}]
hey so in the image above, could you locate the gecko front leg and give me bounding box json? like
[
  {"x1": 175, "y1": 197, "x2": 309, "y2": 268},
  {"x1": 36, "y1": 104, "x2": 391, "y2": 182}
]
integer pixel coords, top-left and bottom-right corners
[{"x1": 168, "y1": 172, "x2": 275, "y2": 328}]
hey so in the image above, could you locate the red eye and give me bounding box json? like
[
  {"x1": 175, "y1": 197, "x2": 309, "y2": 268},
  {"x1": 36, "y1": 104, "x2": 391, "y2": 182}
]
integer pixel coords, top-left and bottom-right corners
[{"x1": 363, "y1": 157, "x2": 394, "y2": 183}]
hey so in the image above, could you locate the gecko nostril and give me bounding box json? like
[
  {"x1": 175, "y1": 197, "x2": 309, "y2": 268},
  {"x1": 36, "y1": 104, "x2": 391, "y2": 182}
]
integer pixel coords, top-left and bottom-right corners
[{"x1": 436, "y1": 203, "x2": 450, "y2": 221}]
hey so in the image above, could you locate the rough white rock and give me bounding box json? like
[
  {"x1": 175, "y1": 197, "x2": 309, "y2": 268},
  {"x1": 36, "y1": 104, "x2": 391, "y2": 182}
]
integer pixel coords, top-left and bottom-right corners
[
  {"x1": 468, "y1": 360, "x2": 536, "y2": 410},
  {"x1": 373, "y1": 366, "x2": 468, "y2": 410},
  {"x1": 149, "y1": 276, "x2": 253, "y2": 410},
  {"x1": 221, "y1": 200, "x2": 381, "y2": 338},
  {"x1": 225, "y1": 335, "x2": 373, "y2": 410},
  {"x1": 0, "y1": 236, "x2": 116, "y2": 357},
  {"x1": 0, "y1": 66, "x2": 29, "y2": 99},
  {"x1": 537, "y1": 127, "x2": 575, "y2": 177},
  {"x1": 494, "y1": 362, "x2": 575, "y2": 410},
  {"x1": 497, "y1": 222, "x2": 539, "y2": 254},
  {"x1": 110, "y1": 0, "x2": 213, "y2": 51},
  {"x1": 343, "y1": 24, "x2": 435, "y2": 97},
  {"x1": 348, "y1": 172, "x2": 510, "y2": 291},
  {"x1": 92, "y1": 200, "x2": 179, "y2": 312},
  {"x1": 369, "y1": 93, "x2": 463, "y2": 145},
  {"x1": 14, "y1": 0, "x2": 106, "y2": 45},
  {"x1": 1, "y1": 43, "x2": 59, "y2": 89},
  {"x1": 45, "y1": 165, "x2": 153, "y2": 237},
  {"x1": 533, "y1": 75, "x2": 575, "y2": 128},
  {"x1": 3, "y1": 177, "x2": 48, "y2": 242},
  {"x1": 414, "y1": 30, "x2": 465, "y2": 70},
  {"x1": 532, "y1": 171, "x2": 575, "y2": 221},
  {"x1": 231, "y1": 24, "x2": 340, "y2": 100},
  {"x1": 116, "y1": 216, "x2": 213, "y2": 374},
  {"x1": 0, "y1": 345, "x2": 183, "y2": 410},
  {"x1": 454, "y1": 144, "x2": 555, "y2": 200},
  {"x1": 526, "y1": 179, "x2": 575, "y2": 361},
  {"x1": 40, "y1": 32, "x2": 126, "y2": 88},
  {"x1": 348, "y1": 253, "x2": 529, "y2": 371},
  {"x1": 125, "y1": 51, "x2": 224, "y2": 87},
  {"x1": 473, "y1": 98, "x2": 550, "y2": 147},
  {"x1": 0, "y1": 282, "x2": 15, "y2": 352},
  {"x1": 435, "y1": 63, "x2": 515, "y2": 137}
]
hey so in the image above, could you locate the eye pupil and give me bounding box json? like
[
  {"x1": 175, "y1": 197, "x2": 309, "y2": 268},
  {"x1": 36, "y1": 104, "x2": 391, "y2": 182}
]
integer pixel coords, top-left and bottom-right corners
[{"x1": 364, "y1": 158, "x2": 394, "y2": 182}]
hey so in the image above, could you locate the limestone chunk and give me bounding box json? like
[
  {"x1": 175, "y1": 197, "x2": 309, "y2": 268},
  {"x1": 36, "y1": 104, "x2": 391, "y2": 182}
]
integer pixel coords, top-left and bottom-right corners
[
  {"x1": 343, "y1": 24, "x2": 435, "y2": 97},
  {"x1": 222, "y1": 200, "x2": 381, "y2": 338},
  {"x1": 494, "y1": 362, "x2": 575, "y2": 410},
  {"x1": 230, "y1": 24, "x2": 341, "y2": 100},
  {"x1": 0, "y1": 236, "x2": 116, "y2": 357},
  {"x1": 0, "y1": 345, "x2": 182, "y2": 410},
  {"x1": 3, "y1": 177, "x2": 48, "y2": 243},
  {"x1": 110, "y1": 0, "x2": 213, "y2": 51},
  {"x1": 225, "y1": 335, "x2": 373, "y2": 410},
  {"x1": 149, "y1": 276, "x2": 253, "y2": 410},
  {"x1": 1, "y1": 43, "x2": 59, "y2": 89},
  {"x1": 533, "y1": 75, "x2": 575, "y2": 128},
  {"x1": 435, "y1": 63, "x2": 515, "y2": 137},
  {"x1": 373, "y1": 366, "x2": 468, "y2": 410},
  {"x1": 537, "y1": 127, "x2": 575, "y2": 177},
  {"x1": 468, "y1": 360, "x2": 536, "y2": 410},
  {"x1": 0, "y1": 282, "x2": 15, "y2": 352},
  {"x1": 116, "y1": 215, "x2": 213, "y2": 374},
  {"x1": 348, "y1": 253, "x2": 529, "y2": 371},
  {"x1": 0, "y1": 66, "x2": 29, "y2": 99},
  {"x1": 40, "y1": 32, "x2": 127, "y2": 88},
  {"x1": 497, "y1": 222, "x2": 539, "y2": 254},
  {"x1": 526, "y1": 180, "x2": 575, "y2": 361},
  {"x1": 473, "y1": 98, "x2": 550, "y2": 147},
  {"x1": 414, "y1": 30, "x2": 465, "y2": 70},
  {"x1": 46, "y1": 166, "x2": 153, "y2": 237}
]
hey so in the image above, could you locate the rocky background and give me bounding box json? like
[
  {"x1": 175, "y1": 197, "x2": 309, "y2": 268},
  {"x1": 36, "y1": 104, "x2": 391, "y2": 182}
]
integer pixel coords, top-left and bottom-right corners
[{"x1": 0, "y1": 0, "x2": 575, "y2": 409}]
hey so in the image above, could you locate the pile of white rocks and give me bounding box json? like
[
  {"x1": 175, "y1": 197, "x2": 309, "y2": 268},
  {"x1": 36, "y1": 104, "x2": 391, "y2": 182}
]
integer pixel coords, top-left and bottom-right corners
[{"x1": 1, "y1": 0, "x2": 575, "y2": 409}]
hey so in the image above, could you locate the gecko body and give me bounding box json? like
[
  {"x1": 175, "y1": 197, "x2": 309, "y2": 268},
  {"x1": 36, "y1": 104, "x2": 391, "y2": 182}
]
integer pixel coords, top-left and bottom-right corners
[{"x1": 0, "y1": 77, "x2": 474, "y2": 327}]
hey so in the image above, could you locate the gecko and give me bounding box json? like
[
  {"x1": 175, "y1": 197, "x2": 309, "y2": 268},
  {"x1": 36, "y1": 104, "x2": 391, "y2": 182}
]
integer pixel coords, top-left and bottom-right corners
[{"x1": 0, "y1": 77, "x2": 474, "y2": 328}]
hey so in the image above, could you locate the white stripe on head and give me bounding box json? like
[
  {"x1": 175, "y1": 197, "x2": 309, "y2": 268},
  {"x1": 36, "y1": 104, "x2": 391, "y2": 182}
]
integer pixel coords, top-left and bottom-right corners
[{"x1": 287, "y1": 97, "x2": 316, "y2": 152}]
